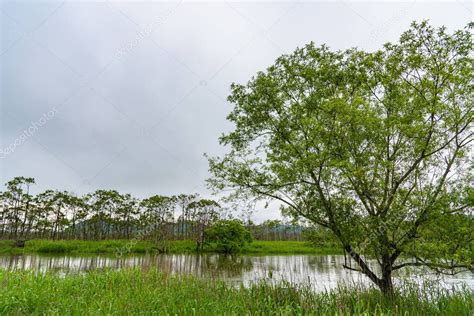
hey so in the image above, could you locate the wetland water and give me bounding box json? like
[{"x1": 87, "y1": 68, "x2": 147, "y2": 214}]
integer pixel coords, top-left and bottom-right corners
[{"x1": 0, "y1": 254, "x2": 472, "y2": 292}]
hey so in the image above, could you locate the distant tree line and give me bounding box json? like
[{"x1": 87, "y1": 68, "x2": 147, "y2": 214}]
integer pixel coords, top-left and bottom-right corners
[
  {"x1": 247, "y1": 219, "x2": 303, "y2": 241},
  {"x1": 0, "y1": 177, "x2": 304, "y2": 242}
]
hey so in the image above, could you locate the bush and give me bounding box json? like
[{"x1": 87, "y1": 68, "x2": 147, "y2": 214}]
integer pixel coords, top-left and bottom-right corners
[
  {"x1": 205, "y1": 219, "x2": 253, "y2": 254},
  {"x1": 302, "y1": 225, "x2": 339, "y2": 247}
]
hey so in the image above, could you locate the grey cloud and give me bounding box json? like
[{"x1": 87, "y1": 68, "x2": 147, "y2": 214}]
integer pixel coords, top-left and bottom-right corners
[{"x1": 1, "y1": 0, "x2": 471, "y2": 222}]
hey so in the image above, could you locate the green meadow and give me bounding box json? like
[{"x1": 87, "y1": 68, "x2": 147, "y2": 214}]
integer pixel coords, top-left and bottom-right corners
[{"x1": 0, "y1": 239, "x2": 340, "y2": 255}]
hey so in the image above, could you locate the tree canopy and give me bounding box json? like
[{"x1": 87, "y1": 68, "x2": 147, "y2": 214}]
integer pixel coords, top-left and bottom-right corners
[
  {"x1": 0, "y1": 177, "x2": 222, "y2": 242},
  {"x1": 208, "y1": 21, "x2": 473, "y2": 295}
]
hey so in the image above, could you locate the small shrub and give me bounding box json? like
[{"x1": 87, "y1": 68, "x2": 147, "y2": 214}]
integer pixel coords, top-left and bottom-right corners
[{"x1": 205, "y1": 219, "x2": 253, "y2": 254}]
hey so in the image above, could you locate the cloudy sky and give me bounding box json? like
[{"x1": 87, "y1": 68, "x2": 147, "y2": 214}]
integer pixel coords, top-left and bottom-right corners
[{"x1": 0, "y1": 0, "x2": 471, "y2": 222}]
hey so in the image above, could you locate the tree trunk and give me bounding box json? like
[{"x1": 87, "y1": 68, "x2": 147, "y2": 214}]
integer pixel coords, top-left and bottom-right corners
[
  {"x1": 379, "y1": 256, "x2": 395, "y2": 297},
  {"x1": 345, "y1": 246, "x2": 395, "y2": 297},
  {"x1": 379, "y1": 275, "x2": 394, "y2": 297}
]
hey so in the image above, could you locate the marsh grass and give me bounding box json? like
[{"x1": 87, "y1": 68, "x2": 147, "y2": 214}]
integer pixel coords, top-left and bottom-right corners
[
  {"x1": 0, "y1": 268, "x2": 471, "y2": 315},
  {"x1": 0, "y1": 239, "x2": 339, "y2": 255}
]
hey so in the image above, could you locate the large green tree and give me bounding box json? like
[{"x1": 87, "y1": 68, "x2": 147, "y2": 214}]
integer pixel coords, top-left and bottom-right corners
[{"x1": 208, "y1": 22, "x2": 473, "y2": 295}]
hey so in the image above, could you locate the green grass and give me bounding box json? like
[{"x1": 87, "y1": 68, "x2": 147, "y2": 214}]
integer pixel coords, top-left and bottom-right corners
[
  {"x1": 0, "y1": 239, "x2": 340, "y2": 255},
  {"x1": 0, "y1": 268, "x2": 471, "y2": 315}
]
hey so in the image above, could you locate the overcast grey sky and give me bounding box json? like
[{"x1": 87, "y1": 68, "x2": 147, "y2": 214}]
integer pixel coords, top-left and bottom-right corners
[{"x1": 0, "y1": 0, "x2": 472, "y2": 222}]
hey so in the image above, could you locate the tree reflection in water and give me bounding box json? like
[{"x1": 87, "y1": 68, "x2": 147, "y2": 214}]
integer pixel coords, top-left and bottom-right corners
[{"x1": 0, "y1": 254, "x2": 471, "y2": 292}]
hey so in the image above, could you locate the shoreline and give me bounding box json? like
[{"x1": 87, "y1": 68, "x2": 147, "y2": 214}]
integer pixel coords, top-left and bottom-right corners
[{"x1": 0, "y1": 239, "x2": 342, "y2": 256}]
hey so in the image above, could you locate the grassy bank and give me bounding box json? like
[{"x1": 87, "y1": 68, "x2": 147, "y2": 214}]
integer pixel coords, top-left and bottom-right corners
[
  {"x1": 0, "y1": 239, "x2": 340, "y2": 255},
  {"x1": 0, "y1": 268, "x2": 471, "y2": 315}
]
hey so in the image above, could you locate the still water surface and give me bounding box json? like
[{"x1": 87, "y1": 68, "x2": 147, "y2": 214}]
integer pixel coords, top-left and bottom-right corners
[{"x1": 0, "y1": 254, "x2": 472, "y2": 292}]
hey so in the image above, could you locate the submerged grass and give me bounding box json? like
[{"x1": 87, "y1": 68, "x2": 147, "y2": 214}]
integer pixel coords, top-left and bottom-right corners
[
  {"x1": 0, "y1": 268, "x2": 471, "y2": 315},
  {"x1": 0, "y1": 239, "x2": 340, "y2": 255}
]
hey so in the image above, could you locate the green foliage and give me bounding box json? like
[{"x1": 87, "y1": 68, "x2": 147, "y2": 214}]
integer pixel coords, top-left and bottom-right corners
[
  {"x1": 188, "y1": 199, "x2": 220, "y2": 250},
  {"x1": 0, "y1": 178, "x2": 223, "y2": 241},
  {"x1": 207, "y1": 21, "x2": 473, "y2": 293},
  {"x1": 205, "y1": 220, "x2": 253, "y2": 254},
  {"x1": 414, "y1": 213, "x2": 474, "y2": 270},
  {"x1": 302, "y1": 225, "x2": 339, "y2": 247},
  {"x1": 0, "y1": 269, "x2": 471, "y2": 315}
]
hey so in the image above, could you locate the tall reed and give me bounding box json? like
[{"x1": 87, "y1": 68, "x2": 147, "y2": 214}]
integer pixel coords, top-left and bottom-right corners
[{"x1": 0, "y1": 268, "x2": 471, "y2": 315}]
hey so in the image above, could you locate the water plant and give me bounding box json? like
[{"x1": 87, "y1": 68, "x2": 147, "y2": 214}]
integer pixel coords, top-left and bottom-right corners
[{"x1": 0, "y1": 268, "x2": 471, "y2": 315}]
